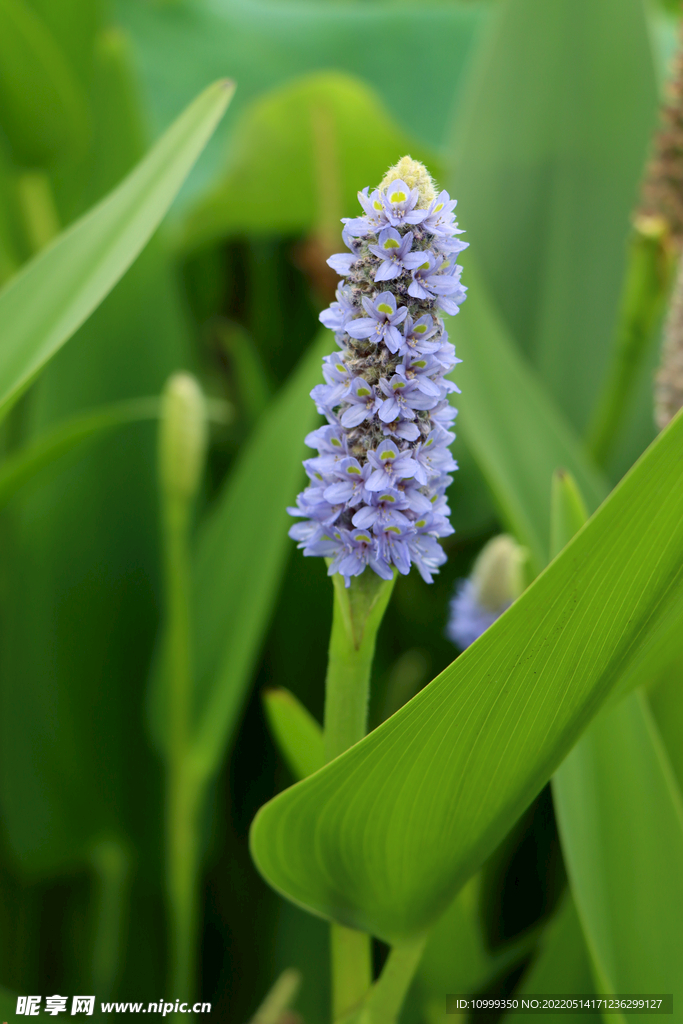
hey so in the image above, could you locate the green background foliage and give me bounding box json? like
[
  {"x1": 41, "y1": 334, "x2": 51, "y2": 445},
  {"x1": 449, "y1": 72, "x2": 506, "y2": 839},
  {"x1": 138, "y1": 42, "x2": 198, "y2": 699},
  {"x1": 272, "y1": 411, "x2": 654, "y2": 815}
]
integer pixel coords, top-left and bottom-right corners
[{"x1": 0, "y1": 0, "x2": 681, "y2": 1019}]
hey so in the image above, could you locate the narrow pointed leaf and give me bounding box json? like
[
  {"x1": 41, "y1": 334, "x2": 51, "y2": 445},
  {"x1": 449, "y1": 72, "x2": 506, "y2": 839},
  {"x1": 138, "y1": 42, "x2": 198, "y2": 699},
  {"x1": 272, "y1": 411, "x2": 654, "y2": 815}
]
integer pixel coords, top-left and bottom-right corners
[
  {"x1": 0, "y1": 78, "x2": 233, "y2": 416},
  {"x1": 263, "y1": 688, "x2": 324, "y2": 782},
  {"x1": 251, "y1": 411, "x2": 683, "y2": 943}
]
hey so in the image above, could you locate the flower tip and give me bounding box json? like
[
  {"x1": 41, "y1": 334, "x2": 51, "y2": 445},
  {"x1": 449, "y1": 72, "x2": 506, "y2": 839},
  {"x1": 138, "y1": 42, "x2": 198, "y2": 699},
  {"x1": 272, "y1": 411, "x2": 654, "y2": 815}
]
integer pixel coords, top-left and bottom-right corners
[
  {"x1": 471, "y1": 534, "x2": 526, "y2": 613},
  {"x1": 379, "y1": 155, "x2": 437, "y2": 209}
]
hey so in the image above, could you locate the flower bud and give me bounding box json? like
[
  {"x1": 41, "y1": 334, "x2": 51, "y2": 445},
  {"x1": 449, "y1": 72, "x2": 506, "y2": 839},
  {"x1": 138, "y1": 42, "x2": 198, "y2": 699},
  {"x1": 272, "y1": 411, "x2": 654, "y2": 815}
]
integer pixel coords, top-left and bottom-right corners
[
  {"x1": 158, "y1": 372, "x2": 207, "y2": 504},
  {"x1": 447, "y1": 535, "x2": 526, "y2": 650}
]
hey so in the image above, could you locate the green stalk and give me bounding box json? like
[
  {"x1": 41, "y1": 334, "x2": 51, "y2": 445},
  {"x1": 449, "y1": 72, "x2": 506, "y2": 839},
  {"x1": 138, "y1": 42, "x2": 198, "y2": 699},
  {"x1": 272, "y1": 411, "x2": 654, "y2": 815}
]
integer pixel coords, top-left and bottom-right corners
[
  {"x1": 159, "y1": 375, "x2": 208, "y2": 999},
  {"x1": 323, "y1": 569, "x2": 395, "y2": 1021},
  {"x1": 357, "y1": 936, "x2": 427, "y2": 1024},
  {"x1": 163, "y1": 490, "x2": 201, "y2": 998},
  {"x1": 586, "y1": 222, "x2": 674, "y2": 466}
]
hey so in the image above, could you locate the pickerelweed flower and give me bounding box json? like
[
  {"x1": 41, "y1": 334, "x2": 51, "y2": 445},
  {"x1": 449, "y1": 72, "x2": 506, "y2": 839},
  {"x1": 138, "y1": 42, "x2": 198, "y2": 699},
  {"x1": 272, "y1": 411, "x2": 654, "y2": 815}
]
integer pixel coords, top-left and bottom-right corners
[
  {"x1": 288, "y1": 156, "x2": 467, "y2": 585},
  {"x1": 447, "y1": 535, "x2": 526, "y2": 650}
]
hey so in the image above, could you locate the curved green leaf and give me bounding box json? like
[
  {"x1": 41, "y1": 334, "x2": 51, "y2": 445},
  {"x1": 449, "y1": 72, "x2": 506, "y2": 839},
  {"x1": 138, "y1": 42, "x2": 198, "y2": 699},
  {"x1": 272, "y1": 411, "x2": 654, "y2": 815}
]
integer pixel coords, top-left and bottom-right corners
[
  {"x1": 250, "y1": 411, "x2": 683, "y2": 944},
  {"x1": 0, "y1": 77, "x2": 233, "y2": 417}
]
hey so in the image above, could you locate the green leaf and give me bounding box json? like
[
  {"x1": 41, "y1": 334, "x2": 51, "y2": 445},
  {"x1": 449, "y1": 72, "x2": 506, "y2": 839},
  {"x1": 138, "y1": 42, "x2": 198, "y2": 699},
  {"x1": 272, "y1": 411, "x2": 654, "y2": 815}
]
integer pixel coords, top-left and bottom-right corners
[
  {"x1": 0, "y1": 0, "x2": 90, "y2": 165},
  {"x1": 549, "y1": 469, "x2": 589, "y2": 561},
  {"x1": 449, "y1": 0, "x2": 658, "y2": 433},
  {"x1": 178, "y1": 71, "x2": 438, "y2": 251},
  {"x1": 250, "y1": 410, "x2": 683, "y2": 944},
  {"x1": 417, "y1": 873, "x2": 528, "y2": 1024},
  {"x1": 0, "y1": 77, "x2": 233, "y2": 417},
  {"x1": 648, "y1": 654, "x2": 683, "y2": 794},
  {"x1": 117, "y1": 0, "x2": 487, "y2": 205},
  {"x1": 505, "y1": 896, "x2": 595, "y2": 1024},
  {"x1": 0, "y1": 985, "x2": 18, "y2": 1020},
  {"x1": 550, "y1": 468, "x2": 683, "y2": 1000},
  {"x1": 263, "y1": 689, "x2": 324, "y2": 783},
  {"x1": 553, "y1": 691, "x2": 683, "y2": 995},
  {"x1": 452, "y1": 262, "x2": 608, "y2": 571},
  {"x1": 0, "y1": 397, "x2": 159, "y2": 509},
  {"x1": 185, "y1": 331, "x2": 332, "y2": 780}
]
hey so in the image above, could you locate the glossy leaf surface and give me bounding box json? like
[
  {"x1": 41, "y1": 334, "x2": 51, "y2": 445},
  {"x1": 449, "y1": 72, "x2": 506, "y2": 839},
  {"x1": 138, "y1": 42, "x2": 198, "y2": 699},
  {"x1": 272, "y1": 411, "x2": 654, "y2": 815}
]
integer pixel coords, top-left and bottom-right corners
[{"x1": 251, "y1": 411, "x2": 683, "y2": 943}]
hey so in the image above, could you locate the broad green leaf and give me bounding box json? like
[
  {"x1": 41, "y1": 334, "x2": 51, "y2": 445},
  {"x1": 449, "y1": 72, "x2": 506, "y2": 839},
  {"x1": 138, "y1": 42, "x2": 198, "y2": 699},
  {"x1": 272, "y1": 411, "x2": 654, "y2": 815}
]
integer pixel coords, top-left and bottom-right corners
[
  {"x1": 263, "y1": 689, "x2": 324, "y2": 783},
  {"x1": 0, "y1": 78, "x2": 233, "y2": 417},
  {"x1": 186, "y1": 331, "x2": 331, "y2": 780},
  {"x1": 506, "y1": 896, "x2": 595, "y2": 1024},
  {"x1": 452, "y1": 262, "x2": 607, "y2": 571},
  {"x1": 449, "y1": 0, "x2": 658, "y2": 433},
  {"x1": 550, "y1": 470, "x2": 683, "y2": 1001},
  {"x1": 251, "y1": 410, "x2": 683, "y2": 944},
  {"x1": 553, "y1": 691, "x2": 683, "y2": 996},
  {"x1": 178, "y1": 72, "x2": 438, "y2": 251},
  {"x1": 0, "y1": 397, "x2": 158, "y2": 509},
  {"x1": 0, "y1": 0, "x2": 89, "y2": 165}
]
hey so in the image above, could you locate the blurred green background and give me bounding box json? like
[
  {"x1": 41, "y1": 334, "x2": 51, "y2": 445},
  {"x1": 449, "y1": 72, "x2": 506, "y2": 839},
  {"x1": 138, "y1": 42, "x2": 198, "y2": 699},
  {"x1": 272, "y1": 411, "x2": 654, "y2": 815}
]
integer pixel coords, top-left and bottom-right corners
[{"x1": 0, "y1": 0, "x2": 677, "y2": 1019}]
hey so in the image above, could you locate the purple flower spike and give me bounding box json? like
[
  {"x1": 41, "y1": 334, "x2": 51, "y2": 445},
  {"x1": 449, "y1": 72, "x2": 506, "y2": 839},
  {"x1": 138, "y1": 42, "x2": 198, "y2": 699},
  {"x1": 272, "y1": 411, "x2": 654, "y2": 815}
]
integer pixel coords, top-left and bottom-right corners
[{"x1": 288, "y1": 156, "x2": 467, "y2": 585}]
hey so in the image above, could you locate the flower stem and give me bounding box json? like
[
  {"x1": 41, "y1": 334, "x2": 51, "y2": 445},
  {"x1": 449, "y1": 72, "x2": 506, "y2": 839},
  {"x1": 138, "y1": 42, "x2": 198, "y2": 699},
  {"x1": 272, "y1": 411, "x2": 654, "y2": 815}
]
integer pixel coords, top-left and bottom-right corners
[
  {"x1": 163, "y1": 496, "x2": 201, "y2": 999},
  {"x1": 586, "y1": 223, "x2": 674, "y2": 465},
  {"x1": 324, "y1": 569, "x2": 395, "y2": 1020},
  {"x1": 358, "y1": 936, "x2": 427, "y2": 1024}
]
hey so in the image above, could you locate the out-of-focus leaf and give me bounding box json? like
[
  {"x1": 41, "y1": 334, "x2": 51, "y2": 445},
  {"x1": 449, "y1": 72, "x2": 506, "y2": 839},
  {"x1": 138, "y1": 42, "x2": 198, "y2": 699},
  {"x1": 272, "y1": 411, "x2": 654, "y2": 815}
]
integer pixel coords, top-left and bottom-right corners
[
  {"x1": 186, "y1": 332, "x2": 331, "y2": 780},
  {"x1": 116, "y1": 0, "x2": 489, "y2": 205},
  {"x1": 449, "y1": 0, "x2": 658, "y2": 433},
  {"x1": 648, "y1": 655, "x2": 683, "y2": 793},
  {"x1": 178, "y1": 72, "x2": 437, "y2": 251},
  {"x1": 0, "y1": 79, "x2": 233, "y2": 418},
  {"x1": 417, "y1": 874, "x2": 527, "y2": 1024},
  {"x1": 0, "y1": 0, "x2": 89, "y2": 165},
  {"x1": 0, "y1": 397, "x2": 159, "y2": 509},
  {"x1": 452, "y1": 262, "x2": 607, "y2": 571},
  {"x1": 554, "y1": 691, "x2": 683, "y2": 996},
  {"x1": 263, "y1": 689, "x2": 324, "y2": 783},
  {"x1": 0, "y1": 985, "x2": 17, "y2": 1020},
  {"x1": 250, "y1": 410, "x2": 683, "y2": 944},
  {"x1": 217, "y1": 320, "x2": 272, "y2": 428},
  {"x1": 0, "y1": 243, "x2": 192, "y2": 876},
  {"x1": 506, "y1": 896, "x2": 595, "y2": 1024}
]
